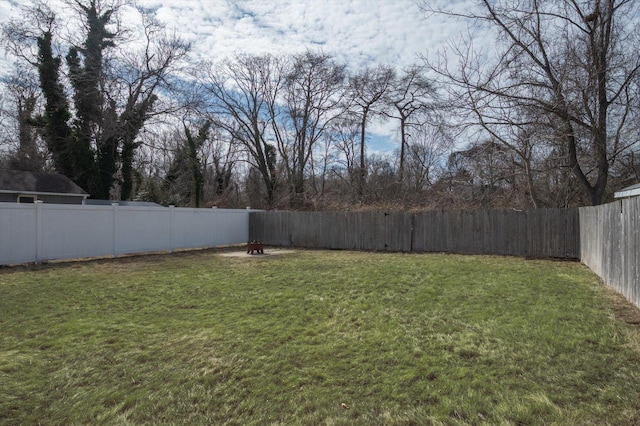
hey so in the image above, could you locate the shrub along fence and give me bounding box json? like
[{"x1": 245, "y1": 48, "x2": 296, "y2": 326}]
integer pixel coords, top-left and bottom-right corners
[
  {"x1": 249, "y1": 208, "x2": 580, "y2": 259},
  {"x1": 580, "y1": 197, "x2": 640, "y2": 308}
]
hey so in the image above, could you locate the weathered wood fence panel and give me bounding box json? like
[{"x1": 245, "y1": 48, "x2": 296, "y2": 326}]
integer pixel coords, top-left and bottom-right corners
[
  {"x1": 249, "y1": 210, "x2": 413, "y2": 251},
  {"x1": 581, "y1": 198, "x2": 640, "y2": 308},
  {"x1": 250, "y1": 208, "x2": 580, "y2": 258},
  {"x1": 527, "y1": 208, "x2": 581, "y2": 258}
]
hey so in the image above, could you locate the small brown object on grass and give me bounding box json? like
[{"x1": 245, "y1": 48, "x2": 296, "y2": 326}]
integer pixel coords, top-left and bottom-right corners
[{"x1": 246, "y1": 240, "x2": 264, "y2": 255}]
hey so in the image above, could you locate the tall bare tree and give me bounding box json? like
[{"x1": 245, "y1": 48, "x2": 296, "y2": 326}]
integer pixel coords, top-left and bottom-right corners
[
  {"x1": 383, "y1": 64, "x2": 436, "y2": 185},
  {"x1": 423, "y1": 0, "x2": 640, "y2": 205},
  {"x1": 324, "y1": 116, "x2": 361, "y2": 200},
  {"x1": 347, "y1": 65, "x2": 395, "y2": 197},
  {"x1": 403, "y1": 123, "x2": 450, "y2": 193},
  {"x1": 0, "y1": 68, "x2": 48, "y2": 171},
  {"x1": 267, "y1": 51, "x2": 346, "y2": 208},
  {"x1": 203, "y1": 54, "x2": 281, "y2": 207},
  {"x1": 114, "y1": 17, "x2": 190, "y2": 200}
]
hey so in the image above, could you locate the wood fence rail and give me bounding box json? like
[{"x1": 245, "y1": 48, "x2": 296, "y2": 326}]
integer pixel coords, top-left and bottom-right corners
[{"x1": 249, "y1": 208, "x2": 580, "y2": 259}]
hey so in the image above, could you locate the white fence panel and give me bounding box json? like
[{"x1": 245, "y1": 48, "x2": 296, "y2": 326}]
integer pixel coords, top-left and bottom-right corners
[
  {"x1": 0, "y1": 203, "x2": 37, "y2": 265},
  {"x1": 212, "y1": 209, "x2": 251, "y2": 245},
  {"x1": 39, "y1": 204, "x2": 114, "y2": 261},
  {"x1": 115, "y1": 206, "x2": 172, "y2": 255},
  {"x1": 173, "y1": 208, "x2": 216, "y2": 250},
  {"x1": 0, "y1": 202, "x2": 253, "y2": 265},
  {"x1": 171, "y1": 208, "x2": 251, "y2": 249}
]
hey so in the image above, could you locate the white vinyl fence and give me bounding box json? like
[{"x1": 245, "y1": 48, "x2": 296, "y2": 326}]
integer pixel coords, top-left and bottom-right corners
[{"x1": 0, "y1": 202, "x2": 253, "y2": 265}]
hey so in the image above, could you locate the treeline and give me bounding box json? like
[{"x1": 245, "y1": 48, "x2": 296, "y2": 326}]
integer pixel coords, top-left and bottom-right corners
[{"x1": 1, "y1": 0, "x2": 639, "y2": 210}]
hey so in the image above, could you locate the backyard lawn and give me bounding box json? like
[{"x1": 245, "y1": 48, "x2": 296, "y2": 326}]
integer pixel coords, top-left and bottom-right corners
[{"x1": 1, "y1": 249, "x2": 640, "y2": 425}]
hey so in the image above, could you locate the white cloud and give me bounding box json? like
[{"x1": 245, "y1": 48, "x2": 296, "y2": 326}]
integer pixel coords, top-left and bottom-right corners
[
  {"x1": 0, "y1": 0, "x2": 489, "y2": 146},
  {"x1": 0, "y1": 0, "x2": 485, "y2": 75},
  {"x1": 128, "y1": 0, "x2": 467, "y2": 71}
]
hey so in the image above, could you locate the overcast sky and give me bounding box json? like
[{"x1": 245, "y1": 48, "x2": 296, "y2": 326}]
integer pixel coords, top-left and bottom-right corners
[
  {"x1": 0, "y1": 0, "x2": 487, "y2": 151},
  {"x1": 134, "y1": 0, "x2": 472, "y2": 70}
]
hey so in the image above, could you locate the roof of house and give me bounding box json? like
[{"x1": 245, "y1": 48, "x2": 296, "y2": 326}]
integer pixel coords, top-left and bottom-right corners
[
  {"x1": 85, "y1": 199, "x2": 163, "y2": 207},
  {"x1": 0, "y1": 169, "x2": 88, "y2": 197},
  {"x1": 614, "y1": 183, "x2": 640, "y2": 199}
]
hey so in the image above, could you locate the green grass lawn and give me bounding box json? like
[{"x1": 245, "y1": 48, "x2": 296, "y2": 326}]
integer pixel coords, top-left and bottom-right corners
[{"x1": 1, "y1": 249, "x2": 640, "y2": 425}]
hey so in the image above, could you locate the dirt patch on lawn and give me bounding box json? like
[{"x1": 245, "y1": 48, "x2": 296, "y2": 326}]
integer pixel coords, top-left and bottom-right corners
[
  {"x1": 602, "y1": 285, "x2": 640, "y2": 326},
  {"x1": 603, "y1": 286, "x2": 640, "y2": 355}
]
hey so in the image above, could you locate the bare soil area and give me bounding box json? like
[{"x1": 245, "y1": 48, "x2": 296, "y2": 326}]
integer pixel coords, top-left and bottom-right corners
[{"x1": 606, "y1": 287, "x2": 640, "y2": 326}]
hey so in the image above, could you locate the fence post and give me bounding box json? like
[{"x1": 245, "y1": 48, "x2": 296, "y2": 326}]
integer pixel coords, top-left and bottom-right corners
[
  {"x1": 112, "y1": 203, "x2": 119, "y2": 258},
  {"x1": 35, "y1": 201, "x2": 43, "y2": 264},
  {"x1": 169, "y1": 205, "x2": 175, "y2": 253},
  {"x1": 211, "y1": 206, "x2": 218, "y2": 247}
]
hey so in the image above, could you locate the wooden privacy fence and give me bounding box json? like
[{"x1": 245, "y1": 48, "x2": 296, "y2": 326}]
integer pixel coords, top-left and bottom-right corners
[
  {"x1": 580, "y1": 197, "x2": 640, "y2": 308},
  {"x1": 250, "y1": 208, "x2": 580, "y2": 259}
]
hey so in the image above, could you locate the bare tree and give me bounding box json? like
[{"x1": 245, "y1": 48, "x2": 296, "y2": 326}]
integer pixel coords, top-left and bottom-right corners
[
  {"x1": 203, "y1": 54, "x2": 281, "y2": 207},
  {"x1": 266, "y1": 51, "x2": 346, "y2": 208},
  {"x1": 347, "y1": 65, "x2": 395, "y2": 197},
  {"x1": 383, "y1": 64, "x2": 437, "y2": 185},
  {"x1": 422, "y1": 0, "x2": 640, "y2": 205},
  {"x1": 444, "y1": 139, "x2": 521, "y2": 208},
  {"x1": 0, "y1": 67, "x2": 48, "y2": 171},
  {"x1": 114, "y1": 19, "x2": 190, "y2": 200},
  {"x1": 324, "y1": 116, "x2": 361, "y2": 201},
  {"x1": 403, "y1": 123, "x2": 450, "y2": 193},
  {"x1": 307, "y1": 131, "x2": 336, "y2": 203}
]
